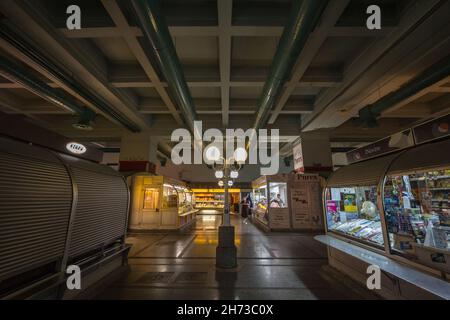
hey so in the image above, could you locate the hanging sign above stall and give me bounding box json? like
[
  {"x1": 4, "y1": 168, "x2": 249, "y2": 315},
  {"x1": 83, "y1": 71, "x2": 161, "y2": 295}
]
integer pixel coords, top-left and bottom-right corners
[
  {"x1": 413, "y1": 113, "x2": 450, "y2": 145},
  {"x1": 346, "y1": 129, "x2": 414, "y2": 164},
  {"x1": 292, "y1": 143, "x2": 304, "y2": 173}
]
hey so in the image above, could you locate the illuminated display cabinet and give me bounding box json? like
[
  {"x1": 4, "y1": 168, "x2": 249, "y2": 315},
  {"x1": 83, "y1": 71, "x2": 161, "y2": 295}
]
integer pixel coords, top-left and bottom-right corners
[
  {"x1": 128, "y1": 175, "x2": 197, "y2": 230},
  {"x1": 324, "y1": 138, "x2": 450, "y2": 275},
  {"x1": 192, "y1": 188, "x2": 241, "y2": 211}
]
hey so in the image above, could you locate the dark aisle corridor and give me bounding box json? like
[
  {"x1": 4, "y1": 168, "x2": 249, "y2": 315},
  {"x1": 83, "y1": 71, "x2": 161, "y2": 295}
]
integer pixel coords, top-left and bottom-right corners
[{"x1": 95, "y1": 212, "x2": 378, "y2": 300}]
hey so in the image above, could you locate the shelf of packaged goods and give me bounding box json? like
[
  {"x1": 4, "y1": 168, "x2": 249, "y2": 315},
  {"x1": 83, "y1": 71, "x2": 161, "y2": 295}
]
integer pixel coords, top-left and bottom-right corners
[
  {"x1": 433, "y1": 175, "x2": 450, "y2": 180},
  {"x1": 412, "y1": 175, "x2": 450, "y2": 181}
]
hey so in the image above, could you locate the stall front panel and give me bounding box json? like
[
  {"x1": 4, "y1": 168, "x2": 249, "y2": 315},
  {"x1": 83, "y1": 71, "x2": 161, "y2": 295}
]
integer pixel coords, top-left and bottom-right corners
[
  {"x1": 324, "y1": 154, "x2": 399, "y2": 249},
  {"x1": 383, "y1": 139, "x2": 450, "y2": 272}
]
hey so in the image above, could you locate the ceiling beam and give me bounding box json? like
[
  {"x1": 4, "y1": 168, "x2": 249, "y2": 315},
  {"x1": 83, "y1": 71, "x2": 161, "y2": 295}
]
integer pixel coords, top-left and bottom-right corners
[
  {"x1": 0, "y1": 1, "x2": 149, "y2": 131},
  {"x1": 217, "y1": 0, "x2": 232, "y2": 126},
  {"x1": 380, "y1": 76, "x2": 450, "y2": 117},
  {"x1": 267, "y1": 0, "x2": 351, "y2": 125},
  {"x1": 101, "y1": 0, "x2": 184, "y2": 125},
  {"x1": 301, "y1": 0, "x2": 445, "y2": 132},
  {"x1": 108, "y1": 64, "x2": 341, "y2": 88},
  {"x1": 58, "y1": 25, "x2": 398, "y2": 39}
]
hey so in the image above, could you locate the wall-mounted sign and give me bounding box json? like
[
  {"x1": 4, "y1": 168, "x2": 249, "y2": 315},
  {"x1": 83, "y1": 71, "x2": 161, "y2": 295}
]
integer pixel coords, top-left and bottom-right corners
[
  {"x1": 346, "y1": 129, "x2": 414, "y2": 164},
  {"x1": 413, "y1": 113, "x2": 450, "y2": 145},
  {"x1": 292, "y1": 143, "x2": 304, "y2": 173},
  {"x1": 66, "y1": 142, "x2": 87, "y2": 154},
  {"x1": 290, "y1": 175, "x2": 323, "y2": 230}
]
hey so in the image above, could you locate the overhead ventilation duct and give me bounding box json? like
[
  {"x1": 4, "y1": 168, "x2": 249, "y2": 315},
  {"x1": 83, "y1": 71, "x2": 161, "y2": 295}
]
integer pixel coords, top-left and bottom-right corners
[
  {"x1": 0, "y1": 23, "x2": 141, "y2": 132},
  {"x1": 0, "y1": 55, "x2": 85, "y2": 115},
  {"x1": 358, "y1": 54, "x2": 450, "y2": 127},
  {"x1": 252, "y1": 0, "x2": 328, "y2": 131},
  {"x1": 131, "y1": 0, "x2": 198, "y2": 135}
]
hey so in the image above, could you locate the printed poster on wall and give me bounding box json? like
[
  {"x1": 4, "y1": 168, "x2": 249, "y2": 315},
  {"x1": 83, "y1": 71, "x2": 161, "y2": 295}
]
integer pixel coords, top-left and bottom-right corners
[
  {"x1": 269, "y1": 208, "x2": 291, "y2": 229},
  {"x1": 290, "y1": 175, "x2": 323, "y2": 229}
]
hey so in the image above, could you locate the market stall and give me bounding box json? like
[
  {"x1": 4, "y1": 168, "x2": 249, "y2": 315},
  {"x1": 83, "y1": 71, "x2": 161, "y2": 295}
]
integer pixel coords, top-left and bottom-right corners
[
  {"x1": 323, "y1": 138, "x2": 450, "y2": 275},
  {"x1": 251, "y1": 174, "x2": 285, "y2": 230},
  {"x1": 128, "y1": 175, "x2": 197, "y2": 231},
  {"x1": 252, "y1": 173, "x2": 324, "y2": 231}
]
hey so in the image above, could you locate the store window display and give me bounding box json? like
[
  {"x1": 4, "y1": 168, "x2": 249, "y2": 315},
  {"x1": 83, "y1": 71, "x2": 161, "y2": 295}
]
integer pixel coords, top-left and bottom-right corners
[
  {"x1": 143, "y1": 188, "x2": 159, "y2": 210},
  {"x1": 384, "y1": 168, "x2": 450, "y2": 256},
  {"x1": 269, "y1": 182, "x2": 288, "y2": 208},
  {"x1": 325, "y1": 186, "x2": 384, "y2": 247},
  {"x1": 162, "y1": 184, "x2": 178, "y2": 208},
  {"x1": 254, "y1": 185, "x2": 268, "y2": 212}
]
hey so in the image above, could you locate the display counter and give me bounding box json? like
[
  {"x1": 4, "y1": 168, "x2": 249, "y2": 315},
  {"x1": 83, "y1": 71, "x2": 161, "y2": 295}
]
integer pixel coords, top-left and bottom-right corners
[
  {"x1": 129, "y1": 174, "x2": 197, "y2": 231},
  {"x1": 192, "y1": 188, "x2": 241, "y2": 212},
  {"x1": 323, "y1": 138, "x2": 450, "y2": 279}
]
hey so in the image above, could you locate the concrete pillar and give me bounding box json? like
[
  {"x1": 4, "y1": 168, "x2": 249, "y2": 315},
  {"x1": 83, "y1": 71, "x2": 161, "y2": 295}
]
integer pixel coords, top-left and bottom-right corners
[
  {"x1": 293, "y1": 131, "x2": 333, "y2": 176},
  {"x1": 119, "y1": 132, "x2": 158, "y2": 173}
]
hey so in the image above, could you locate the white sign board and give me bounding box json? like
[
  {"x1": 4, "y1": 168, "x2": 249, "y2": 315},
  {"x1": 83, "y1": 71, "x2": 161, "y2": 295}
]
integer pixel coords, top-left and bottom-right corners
[
  {"x1": 290, "y1": 175, "x2": 323, "y2": 230},
  {"x1": 269, "y1": 208, "x2": 291, "y2": 230}
]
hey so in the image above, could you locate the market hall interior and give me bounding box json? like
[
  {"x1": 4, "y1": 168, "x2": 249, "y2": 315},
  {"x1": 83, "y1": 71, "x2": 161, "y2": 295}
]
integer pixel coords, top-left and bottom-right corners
[{"x1": 0, "y1": 0, "x2": 450, "y2": 300}]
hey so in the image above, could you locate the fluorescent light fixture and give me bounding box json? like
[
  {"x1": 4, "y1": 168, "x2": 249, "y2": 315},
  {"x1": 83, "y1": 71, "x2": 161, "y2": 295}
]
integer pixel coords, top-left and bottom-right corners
[{"x1": 66, "y1": 142, "x2": 87, "y2": 154}]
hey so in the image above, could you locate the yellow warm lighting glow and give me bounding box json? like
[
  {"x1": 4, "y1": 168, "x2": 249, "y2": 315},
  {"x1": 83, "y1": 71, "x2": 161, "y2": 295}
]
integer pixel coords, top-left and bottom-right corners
[{"x1": 192, "y1": 188, "x2": 241, "y2": 193}]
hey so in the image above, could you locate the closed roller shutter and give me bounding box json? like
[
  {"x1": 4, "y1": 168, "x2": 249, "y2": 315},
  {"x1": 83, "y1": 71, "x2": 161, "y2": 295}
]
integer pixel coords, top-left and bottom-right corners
[
  {"x1": 327, "y1": 153, "x2": 399, "y2": 187},
  {"x1": 387, "y1": 139, "x2": 450, "y2": 174},
  {"x1": 0, "y1": 152, "x2": 72, "y2": 281},
  {"x1": 68, "y1": 167, "x2": 128, "y2": 258}
]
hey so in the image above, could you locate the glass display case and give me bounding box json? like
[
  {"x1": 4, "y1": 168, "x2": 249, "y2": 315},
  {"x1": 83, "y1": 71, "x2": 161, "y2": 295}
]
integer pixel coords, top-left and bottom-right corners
[
  {"x1": 129, "y1": 175, "x2": 197, "y2": 230},
  {"x1": 323, "y1": 138, "x2": 450, "y2": 275},
  {"x1": 325, "y1": 186, "x2": 384, "y2": 247},
  {"x1": 268, "y1": 182, "x2": 288, "y2": 208},
  {"x1": 194, "y1": 192, "x2": 225, "y2": 209},
  {"x1": 384, "y1": 168, "x2": 450, "y2": 262}
]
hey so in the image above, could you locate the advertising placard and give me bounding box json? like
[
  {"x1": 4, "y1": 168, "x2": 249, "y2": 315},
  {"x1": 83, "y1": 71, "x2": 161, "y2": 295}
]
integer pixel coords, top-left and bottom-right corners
[{"x1": 290, "y1": 175, "x2": 323, "y2": 229}]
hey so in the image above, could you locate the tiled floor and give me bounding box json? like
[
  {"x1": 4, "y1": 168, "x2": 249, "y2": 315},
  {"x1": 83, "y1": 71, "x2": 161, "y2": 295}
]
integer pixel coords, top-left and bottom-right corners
[{"x1": 95, "y1": 211, "x2": 378, "y2": 300}]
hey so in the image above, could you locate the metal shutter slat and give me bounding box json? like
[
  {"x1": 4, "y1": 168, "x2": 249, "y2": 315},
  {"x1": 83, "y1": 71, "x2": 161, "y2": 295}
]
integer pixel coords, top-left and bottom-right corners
[
  {"x1": 68, "y1": 168, "x2": 128, "y2": 258},
  {"x1": 0, "y1": 151, "x2": 72, "y2": 281}
]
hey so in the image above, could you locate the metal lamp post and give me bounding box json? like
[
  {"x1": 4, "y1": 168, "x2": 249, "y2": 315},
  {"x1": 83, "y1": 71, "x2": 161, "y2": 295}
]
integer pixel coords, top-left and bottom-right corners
[{"x1": 207, "y1": 147, "x2": 246, "y2": 269}]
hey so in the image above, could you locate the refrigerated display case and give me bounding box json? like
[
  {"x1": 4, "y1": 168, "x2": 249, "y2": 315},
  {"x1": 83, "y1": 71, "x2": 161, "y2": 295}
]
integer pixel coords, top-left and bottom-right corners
[
  {"x1": 129, "y1": 175, "x2": 197, "y2": 230},
  {"x1": 323, "y1": 138, "x2": 450, "y2": 275}
]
